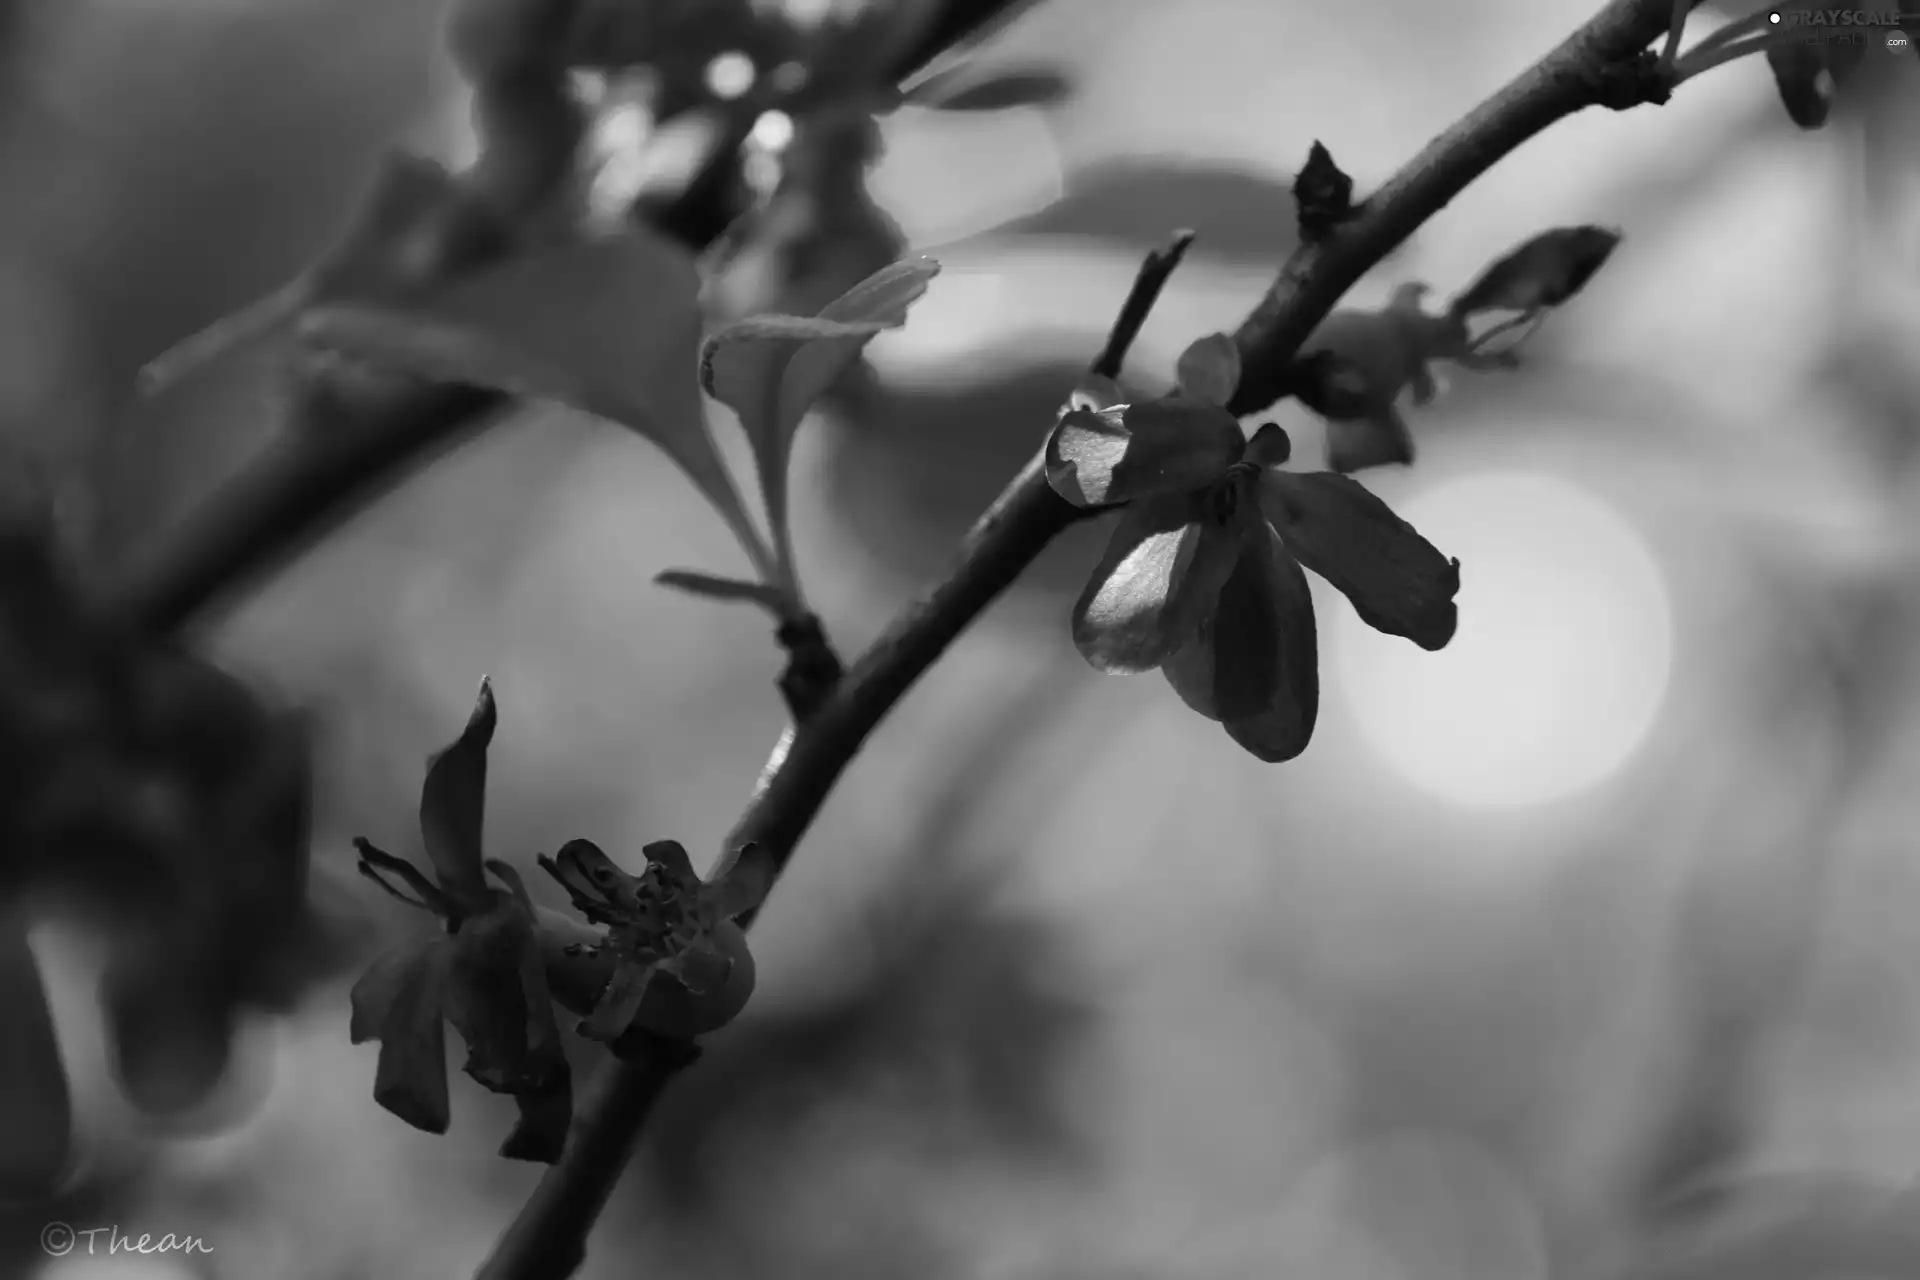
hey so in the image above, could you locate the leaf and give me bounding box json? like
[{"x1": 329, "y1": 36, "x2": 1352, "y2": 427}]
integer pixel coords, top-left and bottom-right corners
[
  {"x1": 1449, "y1": 225, "x2": 1622, "y2": 318},
  {"x1": 297, "y1": 228, "x2": 774, "y2": 581},
  {"x1": 0, "y1": 920, "x2": 71, "y2": 1199},
  {"x1": 137, "y1": 151, "x2": 471, "y2": 394},
  {"x1": 700, "y1": 256, "x2": 941, "y2": 583},
  {"x1": 418, "y1": 678, "x2": 495, "y2": 911},
  {"x1": 655, "y1": 569, "x2": 791, "y2": 612},
  {"x1": 902, "y1": 63, "x2": 1074, "y2": 111}
]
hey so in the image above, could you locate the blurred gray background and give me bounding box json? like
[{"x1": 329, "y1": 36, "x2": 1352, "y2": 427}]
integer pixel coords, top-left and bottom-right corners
[{"x1": 5, "y1": 0, "x2": 1920, "y2": 1277}]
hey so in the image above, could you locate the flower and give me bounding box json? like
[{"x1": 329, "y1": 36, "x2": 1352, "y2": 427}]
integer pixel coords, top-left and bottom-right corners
[
  {"x1": 1044, "y1": 332, "x2": 1461, "y2": 762},
  {"x1": 348, "y1": 679, "x2": 572, "y2": 1162},
  {"x1": 539, "y1": 836, "x2": 772, "y2": 1042}
]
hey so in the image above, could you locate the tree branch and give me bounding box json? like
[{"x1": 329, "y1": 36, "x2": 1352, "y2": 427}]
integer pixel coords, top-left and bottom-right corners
[
  {"x1": 476, "y1": 2, "x2": 1686, "y2": 1274},
  {"x1": 1227, "y1": 0, "x2": 1674, "y2": 416}
]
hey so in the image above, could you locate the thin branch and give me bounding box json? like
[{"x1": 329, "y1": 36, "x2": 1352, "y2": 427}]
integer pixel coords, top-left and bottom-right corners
[
  {"x1": 1227, "y1": 0, "x2": 1675, "y2": 417},
  {"x1": 476, "y1": 3, "x2": 1685, "y2": 1275},
  {"x1": 1091, "y1": 228, "x2": 1195, "y2": 380}
]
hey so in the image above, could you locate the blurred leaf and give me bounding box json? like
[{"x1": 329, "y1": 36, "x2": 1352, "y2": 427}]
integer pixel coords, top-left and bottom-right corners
[
  {"x1": 962, "y1": 157, "x2": 1314, "y2": 261},
  {"x1": 0, "y1": 920, "x2": 69, "y2": 1201},
  {"x1": 1628, "y1": 1174, "x2": 1920, "y2": 1279},
  {"x1": 1765, "y1": 39, "x2": 1836, "y2": 129},
  {"x1": 702, "y1": 257, "x2": 940, "y2": 586},
  {"x1": 298, "y1": 228, "x2": 776, "y2": 581},
  {"x1": 656, "y1": 569, "x2": 791, "y2": 612},
  {"x1": 901, "y1": 62, "x2": 1073, "y2": 110},
  {"x1": 1449, "y1": 225, "x2": 1622, "y2": 318}
]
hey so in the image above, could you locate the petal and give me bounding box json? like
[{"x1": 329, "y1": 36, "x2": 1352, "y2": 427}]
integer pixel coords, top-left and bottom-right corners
[
  {"x1": 443, "y1": 898, "x2": 566, "y2": 1094},
  {"x1": 1211, "y1": 521, "x2": 1319, "y2": 762},
  {"x1": 418, "y1": 678, "x2": 495, "y2": 911},
  {"x1": 1261, "y1": 471, "x2": 1459, "y2": 651},
  {"x1": 539, "y1": 838, "x2": 628, "y2": 922},
  {"x1": 499, "y1": 1076, "x2": 572, "y2": 1163},
  {"x1": 578, "y1": 961, "x2": 655, "y2": 1043},
  {"x1": 0, "y1": 920, "x2": 72, "y2": 1198},
  {"x1": 640, "y1": 839, "x2": 697, "y2": 882},
  {"x1": 661, "y1": 942, "x2": 733, "y2": 996},
  {"x1": 1244, "y1": 422, "x2": 1293, "y2": 468},
  {"x1": 1325, "y1": 406, "x2": 1415, "y2": 474},
  {"x1": 1071, "y1": 492, "x2": 1236, "y2": 672},
  {"x1": 349, "y1": 934, "x2": 444, "y2": 1044},
  {"x1": 1045, "y1": 398, "x2": 1244, "y2": 507},
  {"x1": 353, "y1": 940, "x2": 452, "y2": 1134},
  {"x1": 1175, "y1": 332, "x2": 1241, "y2": 408}
]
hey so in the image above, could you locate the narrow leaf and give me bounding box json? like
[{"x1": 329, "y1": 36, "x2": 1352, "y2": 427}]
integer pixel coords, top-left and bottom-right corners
[
  {"x1": 655, "y1": 569, "x2": 792, "y2": 613},
  {"x1": 903, "y1": 64, "x2": 1074, "y2": 111}
]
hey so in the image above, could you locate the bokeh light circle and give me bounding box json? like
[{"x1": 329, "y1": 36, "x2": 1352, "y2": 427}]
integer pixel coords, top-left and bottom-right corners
[{"x1": 1330, "y1": 470, "x2": 1674, "y2": 809}]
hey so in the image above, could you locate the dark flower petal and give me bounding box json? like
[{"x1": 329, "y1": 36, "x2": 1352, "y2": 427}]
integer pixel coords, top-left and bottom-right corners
[
  {"x1": 578, "y1": 961, "x2": 655, "y2": 1043},
  {"x1": 662, "y1": 942, "x2": 733, "y2": 996},
  {"x1": 1175, "y1": 332, "x2": 1240, "y2": 408},
  {"x1": 418, "y1": 679, "x2": 496, "y2": 912},
  {"x1": 640, "y1": 839, "x2": 697, "y2": 881},
  {"x1": 1260, "y1": 471, "x2": 1459, "y2": 650},
  {"x1": 1070, "y1": 492, "x2": 1238, "y2": 672},
  {"x1": 443, "y1": 897, "x2": 567, "y2": 1094},
  {"x1": 1045, "y1": 398, "x2": 1244, "y2": 507},
  {"x1": 1244, "y1": 422, "x2": 1292, "y2": 468},
  {"x1": 499, "y1": 1076, "x2": 572, "y2": 1163},
  {"x1": 0, "y1": 920, "x2": 71, "y2": 1199},
  {"x1": 1325, "y1": 405, "x2": 1414, "y2": 474},
  {"x1": 360, "y1": 941, "x2": 452, "y2": 1134},
  {"x1": 350, "y1": 935, "x2": 442, "y2": 1044},
  {"x1": 1212, "y1": 521, "x2": 1319, "y2": 761}
]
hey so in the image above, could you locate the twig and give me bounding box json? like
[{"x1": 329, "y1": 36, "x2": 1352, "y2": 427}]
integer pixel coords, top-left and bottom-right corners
[
  {"x1": 1227, "y1": 0, "x2": 1676, "y2": 417},
  {"x1": 1090, "y1": 228, "x2": 1194, "y2": 380},
  {"x1": 475, "y1": 2, "x2": 1688, "y2": 1272}
]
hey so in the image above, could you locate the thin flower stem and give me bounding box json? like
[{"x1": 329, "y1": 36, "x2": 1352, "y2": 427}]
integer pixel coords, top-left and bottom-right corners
[
  {"x1": 476, "y1": 3, "x2": 1688, "y2": 1277},
  {"x1": 1675, "y1": 0, "x2": 1812, "y2": 64},
  {"x1": 1659, "y1": 0, "x2": 1691, "y2": 69},
  {"x1": 1672, "y1": 28, "x2": 1802, "y2": 81}
]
